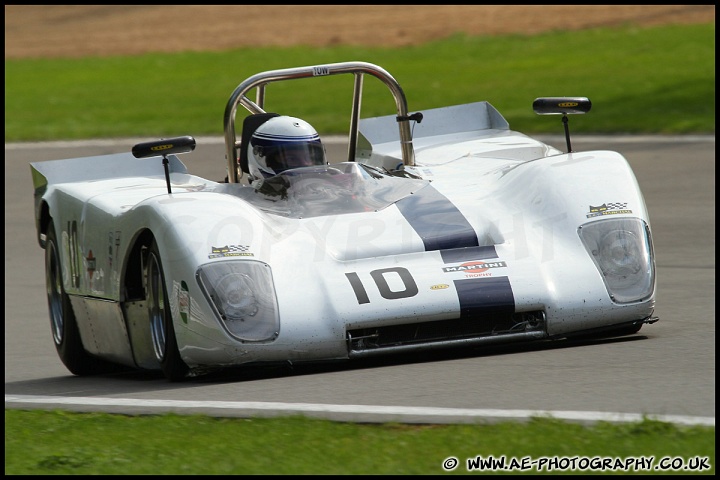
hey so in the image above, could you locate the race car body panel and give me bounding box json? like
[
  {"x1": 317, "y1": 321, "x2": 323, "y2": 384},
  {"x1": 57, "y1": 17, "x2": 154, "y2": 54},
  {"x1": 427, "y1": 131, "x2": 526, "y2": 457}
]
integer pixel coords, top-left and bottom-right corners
[{"x1": 31, "y1": 61, "x2": 657, "y2": 379}]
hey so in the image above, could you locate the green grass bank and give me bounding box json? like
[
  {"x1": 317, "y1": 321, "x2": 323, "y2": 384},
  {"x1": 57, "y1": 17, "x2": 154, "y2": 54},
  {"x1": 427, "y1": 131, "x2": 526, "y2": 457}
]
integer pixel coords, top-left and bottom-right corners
[{"x1": 4, "y1": 23, "x2": 715, "y2": 142}]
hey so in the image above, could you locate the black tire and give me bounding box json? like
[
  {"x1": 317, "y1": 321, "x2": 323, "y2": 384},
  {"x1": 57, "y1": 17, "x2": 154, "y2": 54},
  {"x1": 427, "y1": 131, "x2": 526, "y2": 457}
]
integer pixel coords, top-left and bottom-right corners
[
  {"x1": 145, "y1": 240, "x2": 190, "y2": 381},
  {"x1": 45, "y1": 220, "x2": 118, "y2": 375}
]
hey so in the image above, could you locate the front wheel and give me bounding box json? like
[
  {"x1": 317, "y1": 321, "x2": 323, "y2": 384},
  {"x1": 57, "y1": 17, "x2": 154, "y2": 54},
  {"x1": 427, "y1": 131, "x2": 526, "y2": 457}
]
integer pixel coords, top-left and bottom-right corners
[
  {"x1": 45, "y1": 220, "x2": 118, "y2": 375},
  {"x1": 145, "y1": 240, "x2": 189, "y2": 381}
]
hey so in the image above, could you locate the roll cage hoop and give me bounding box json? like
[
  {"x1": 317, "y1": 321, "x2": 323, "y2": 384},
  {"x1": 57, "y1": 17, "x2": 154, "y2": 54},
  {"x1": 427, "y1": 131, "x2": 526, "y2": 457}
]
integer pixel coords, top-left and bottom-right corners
[{"x1": 223, "y1": 61, "x2": 417, "y2": 183}]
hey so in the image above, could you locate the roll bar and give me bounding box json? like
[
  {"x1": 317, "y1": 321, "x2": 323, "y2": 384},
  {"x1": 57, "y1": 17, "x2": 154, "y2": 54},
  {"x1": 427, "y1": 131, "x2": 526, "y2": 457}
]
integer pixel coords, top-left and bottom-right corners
[{"x1": 223, "y1": 61, "x2": 416, "y2": 183}]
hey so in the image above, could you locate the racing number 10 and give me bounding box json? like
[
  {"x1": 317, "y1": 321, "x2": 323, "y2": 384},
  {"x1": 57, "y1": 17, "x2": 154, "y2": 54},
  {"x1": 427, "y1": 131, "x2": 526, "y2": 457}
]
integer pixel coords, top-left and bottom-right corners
[{"x1": 345, "y1": 267, "x2": 418, "y2": 304}]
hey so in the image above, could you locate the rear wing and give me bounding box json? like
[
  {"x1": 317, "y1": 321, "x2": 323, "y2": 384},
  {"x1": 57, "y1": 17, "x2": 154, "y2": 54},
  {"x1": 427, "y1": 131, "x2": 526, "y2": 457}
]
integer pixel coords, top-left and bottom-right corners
[
  {"x1": 30, "y1": 152, "x2": 188, "y2": 194},
  {"x1": 358, "y1": 101, "x2": 509, "y2": 146}
]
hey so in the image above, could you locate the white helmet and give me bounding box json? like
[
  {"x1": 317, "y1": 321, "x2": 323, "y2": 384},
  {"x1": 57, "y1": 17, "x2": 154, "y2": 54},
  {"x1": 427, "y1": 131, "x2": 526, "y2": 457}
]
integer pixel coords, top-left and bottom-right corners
[{"x1": 248, "y1": 116, "x2": 326, "y2": 180}]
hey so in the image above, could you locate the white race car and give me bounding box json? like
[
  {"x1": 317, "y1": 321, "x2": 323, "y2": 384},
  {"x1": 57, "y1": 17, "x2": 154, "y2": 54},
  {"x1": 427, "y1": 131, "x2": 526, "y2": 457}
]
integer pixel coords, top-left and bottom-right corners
[{"x1": 31, "y1": 61, "x2": 657, "y2": 380}]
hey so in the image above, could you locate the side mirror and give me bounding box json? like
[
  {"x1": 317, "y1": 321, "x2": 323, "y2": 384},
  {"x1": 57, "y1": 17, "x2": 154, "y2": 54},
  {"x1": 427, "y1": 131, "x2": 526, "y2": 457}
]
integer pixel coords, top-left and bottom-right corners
[
  {"x1": 132, "y1": 135, "x2": 196, "y2": 159},
  {"x1": 532, "y1": 97, "x2": 591, "y2": 115},
  {"x1": 533, "y1": 97, "x2": 591, "y2": 153},
  {"x1": 131, "y1": 136, "x2": 196, "y2": 194}
]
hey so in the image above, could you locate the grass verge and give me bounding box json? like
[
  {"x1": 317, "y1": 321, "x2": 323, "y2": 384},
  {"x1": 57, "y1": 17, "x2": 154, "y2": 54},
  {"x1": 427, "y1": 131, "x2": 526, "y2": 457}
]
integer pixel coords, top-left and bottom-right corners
[
  {"x1": 5, "y1": 410, "x2": 715, "y2": 475},
  {"x1": 4, "y1": 23, "x2": 715, "y2": 142}
]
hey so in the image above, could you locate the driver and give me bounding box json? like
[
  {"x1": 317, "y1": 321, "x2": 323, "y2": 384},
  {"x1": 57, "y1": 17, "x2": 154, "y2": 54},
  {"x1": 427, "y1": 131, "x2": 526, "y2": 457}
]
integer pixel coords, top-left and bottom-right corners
[{"x1": 247, "y1": 116, "x2": 327, "y2": 182}]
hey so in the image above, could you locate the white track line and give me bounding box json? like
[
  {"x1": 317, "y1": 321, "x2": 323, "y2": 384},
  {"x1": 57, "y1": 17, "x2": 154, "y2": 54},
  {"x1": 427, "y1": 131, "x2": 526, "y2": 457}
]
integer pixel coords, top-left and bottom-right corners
[{"x1": 5, "y1": 395, "x2": 714, "y2": 427}]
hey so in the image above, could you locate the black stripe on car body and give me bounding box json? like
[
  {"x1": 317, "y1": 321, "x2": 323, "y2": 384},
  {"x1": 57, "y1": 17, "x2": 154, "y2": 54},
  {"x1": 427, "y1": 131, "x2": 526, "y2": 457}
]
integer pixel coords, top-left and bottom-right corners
[
  {"x1": 439, "y1": 245, "x2": 499, "y2": 264},
  {"x1": 395, "y1": 185, "x2": 479, "y2": 251},
  {"x1": 454, "y1": 277, "x2": 515, "y2": 317}
]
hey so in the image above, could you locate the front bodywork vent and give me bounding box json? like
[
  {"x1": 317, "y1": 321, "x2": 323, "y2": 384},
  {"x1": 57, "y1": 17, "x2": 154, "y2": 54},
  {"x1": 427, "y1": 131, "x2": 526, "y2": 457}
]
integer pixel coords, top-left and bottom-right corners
[{"x1": 347, "y1": 311, "x2": 546, "y2": 357}]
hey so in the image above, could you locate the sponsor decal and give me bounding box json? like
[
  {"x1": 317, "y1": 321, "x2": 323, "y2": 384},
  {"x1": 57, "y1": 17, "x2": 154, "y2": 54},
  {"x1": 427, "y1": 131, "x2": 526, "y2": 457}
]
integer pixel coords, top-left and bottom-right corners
[
  {"x1": 150, "y1": 144, "x2": 174, "y2": 152},
  {"x1": 442, "y1": 260, "x2": 507, "y2": 278},
  {"x1": 108, "y1": 232, "x2": 113, "y2": 268},
  {"x1": 67, "y1": 220, "x2": 81, "y2": 288},
  {"x1": 86, "y1": 250, "x2": 96, "y2": 279},
  {"x1": 586, "y1": 202, "x2": 632, "y2": 218},
  {"x1": 208, "y1": 244, "x2": 254, "y2": 259},
  {"x1": 179, "y1": 281, "x2": 190, "y2": 324},
  {"x1": 430, "y1": 284, "x2": 449, "y2": 290},
  {"x1": 312, "y1": 66, "x2": 330, "y2": 76},
  {"x1": 558, "y1": 101, "x2": 578, "y2": 108},
  {"x1": 108, "y1": 231, "x2": 121, "y2": 268}
]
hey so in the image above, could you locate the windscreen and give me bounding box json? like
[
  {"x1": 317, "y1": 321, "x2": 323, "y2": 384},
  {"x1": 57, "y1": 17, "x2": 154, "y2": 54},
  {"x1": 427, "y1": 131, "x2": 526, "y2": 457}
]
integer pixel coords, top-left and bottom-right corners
[{"x1": 215, "y1": 162, "x2": 428, "y2": 218}]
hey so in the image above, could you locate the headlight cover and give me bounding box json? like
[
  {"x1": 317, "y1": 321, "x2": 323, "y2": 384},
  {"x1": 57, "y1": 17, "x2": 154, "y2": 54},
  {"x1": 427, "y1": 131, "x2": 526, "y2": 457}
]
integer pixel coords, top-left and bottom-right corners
[
  {"x1": 197, "y1": 261, "x2": 279, "y2": 341},
  {"x1": 578, "y1": 218, "x2": 655, "y2": 304}
]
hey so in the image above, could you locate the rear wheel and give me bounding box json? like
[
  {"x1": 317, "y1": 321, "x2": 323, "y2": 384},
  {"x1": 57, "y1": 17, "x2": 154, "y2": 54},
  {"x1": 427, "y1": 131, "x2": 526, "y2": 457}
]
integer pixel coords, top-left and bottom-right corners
[
  {"x1": 46, "y1": 220, "x2": 117, "y2": 375},
  {"x1": 145, "y1": 240, "x2": 189, "y2": 381}
]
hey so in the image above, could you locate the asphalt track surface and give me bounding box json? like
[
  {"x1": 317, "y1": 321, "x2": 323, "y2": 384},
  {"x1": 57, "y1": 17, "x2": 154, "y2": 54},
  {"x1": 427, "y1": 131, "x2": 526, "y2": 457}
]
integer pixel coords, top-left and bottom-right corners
[{"x1": 4, "y1": 135, "x2": 715, "y2": 426}]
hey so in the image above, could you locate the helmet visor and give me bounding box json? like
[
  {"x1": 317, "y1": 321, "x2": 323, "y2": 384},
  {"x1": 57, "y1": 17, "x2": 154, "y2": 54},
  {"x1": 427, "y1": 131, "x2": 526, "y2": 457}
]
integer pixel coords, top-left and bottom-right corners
[{"x1": 263, "y1": 140, "x2": 325, "y2": 173}]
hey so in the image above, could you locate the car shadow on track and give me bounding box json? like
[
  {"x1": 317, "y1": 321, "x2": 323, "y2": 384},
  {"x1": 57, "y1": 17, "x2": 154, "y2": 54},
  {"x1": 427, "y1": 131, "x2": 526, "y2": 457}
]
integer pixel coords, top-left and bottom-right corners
[
  {"x1": 5, "y1": 334, "x2": 648, "y2": 392},
  {"x1": 188, "y1": 334, "x2": 650, "y2": 385}
]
